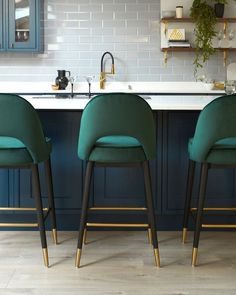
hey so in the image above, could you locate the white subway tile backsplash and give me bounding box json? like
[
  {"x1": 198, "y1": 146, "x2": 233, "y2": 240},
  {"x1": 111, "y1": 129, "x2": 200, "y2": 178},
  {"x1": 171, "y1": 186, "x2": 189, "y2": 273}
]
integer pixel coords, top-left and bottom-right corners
[
  {"x1": 115, "y1": 12, "x2": 137, "y2": 20},
  {"x1": 103, "y1": 4, "x2": 126, "y2": 12},
  {"x1": 79, "y1": 4, "x2": 102, "y2": 13},
  {"x1": 79, "y1": 20, "x2": 102, "y2": 28},
  {"x1": 103, "y1": 19, "x2": 126, "y2": 28},
  {"x1": 92, "y1": 12, "x2": 114, "y2": 20},
  {"x1": 126, "y1": 20, "x2": 149, "y2": 28},
  {"x1": 115, "y1": 27, "x2": 137, "y2": 36},
  {"x1": 91, "y1": 27, "x2": 113, "y2": 35},
  {"x1": 126, "y1": 4, "x2": 148, "y2": 12},
  {"x1": 0, "y1": 0, "x2": 224, "y2": 82}
]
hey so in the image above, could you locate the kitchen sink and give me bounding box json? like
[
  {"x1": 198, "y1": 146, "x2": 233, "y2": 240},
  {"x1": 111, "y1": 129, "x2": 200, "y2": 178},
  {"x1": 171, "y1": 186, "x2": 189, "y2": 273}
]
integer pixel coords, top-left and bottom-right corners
[
  {"x1": 32, "y1": 94, "x2": 151, "y2": 100},
  {"x1": 32, "y1": 94, "x2": 92, "y2": 99}
]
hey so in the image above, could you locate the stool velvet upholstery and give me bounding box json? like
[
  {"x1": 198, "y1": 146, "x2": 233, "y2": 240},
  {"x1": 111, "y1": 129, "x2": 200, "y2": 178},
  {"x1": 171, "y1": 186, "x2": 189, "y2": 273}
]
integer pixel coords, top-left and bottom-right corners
[
  {"x1": 78, "y1": 93, "x2": 156, "y2": 162},
  {"x1": 76, "y1": 93, "x2": 160, "y2": 267},
  {"x1": 182, "y1": 94, "x2": 236, "y2": 266},
  {"x1": 0, "y1": 94, "x2": 57, "y2": 267}
]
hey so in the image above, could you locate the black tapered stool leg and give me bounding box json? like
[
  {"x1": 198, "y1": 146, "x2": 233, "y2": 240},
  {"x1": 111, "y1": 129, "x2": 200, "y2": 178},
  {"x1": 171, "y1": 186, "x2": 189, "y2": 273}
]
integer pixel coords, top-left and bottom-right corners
[
  {"x1": 143, "y1": 161, "x2": 160, "y2": 267},
  {"x1": 45, "y1": 157, "x2": 58, "y2": 245},
  {"x1": 182, "y1": 160, "x2": 196, "y2": 243},
  {"x1": 76, "y1": 161, "x2": 94, "y2": 268},
  {"x1": 32, "y1": 164, "x2": 49, "y2": 267},
  {"x1": 192, "y1": 163, "x2": 209, "y2": 267}
]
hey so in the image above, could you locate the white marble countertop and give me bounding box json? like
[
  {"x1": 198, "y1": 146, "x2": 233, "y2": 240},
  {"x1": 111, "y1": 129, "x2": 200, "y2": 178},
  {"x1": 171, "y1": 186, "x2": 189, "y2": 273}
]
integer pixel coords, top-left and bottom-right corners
[
  {"x1": 0, "y1": 81, "x2": 224, "y2": 110},
  {"x1": 0, "y1": 81, "x2": 224, "y2": 94},
  {"x1": 22, "y1": 95, "x2": 219, "y2": 111}
]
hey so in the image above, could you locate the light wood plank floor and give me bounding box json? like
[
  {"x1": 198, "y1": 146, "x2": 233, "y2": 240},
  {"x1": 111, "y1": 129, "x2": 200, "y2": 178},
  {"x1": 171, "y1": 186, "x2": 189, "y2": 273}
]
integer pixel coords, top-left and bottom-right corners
[{"x1": 0, "y1": 231, "x2": 236, "y2": 294}]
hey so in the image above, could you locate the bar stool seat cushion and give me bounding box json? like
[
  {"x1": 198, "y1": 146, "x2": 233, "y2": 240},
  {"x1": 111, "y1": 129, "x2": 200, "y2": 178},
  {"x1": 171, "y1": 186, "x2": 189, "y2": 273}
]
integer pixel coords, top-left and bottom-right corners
[
  {"x1": 188, "y1": 137, "x2": 236, "y2": 165},
  {"x1": 89, "y1": 135, "x2": 145, "y2": 162},
  {"x1": 0, "y1": 136, "x2": 51, "y2": 166}
]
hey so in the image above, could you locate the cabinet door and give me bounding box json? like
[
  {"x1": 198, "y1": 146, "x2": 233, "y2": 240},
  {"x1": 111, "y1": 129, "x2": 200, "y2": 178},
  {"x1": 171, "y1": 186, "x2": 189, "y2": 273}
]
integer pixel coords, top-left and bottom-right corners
[
  {"x1": 7, "y1": 0, "x2": 37, "y2": 50},
  {"x1": 0, "y1": 0, "x2": 3, "y2": 50},
  {"x1": 162, "y1": 111, "x2": 199, "y2": 215}
]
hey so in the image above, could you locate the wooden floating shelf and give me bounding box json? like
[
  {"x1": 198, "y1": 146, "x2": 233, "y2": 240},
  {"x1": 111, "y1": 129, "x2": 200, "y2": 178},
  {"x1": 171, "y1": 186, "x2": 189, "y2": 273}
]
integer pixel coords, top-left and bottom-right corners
[
  {"x1": 162, "y1": 48, "x2": 194, "y2": 52},
  {"x1": 161, "y1": 17, "x2": 236, "y2": 66},
  {"x1": 161, "y1": 48, "x2": 236, "y2": 52},
  {"x1": 161, "y1": 17, "x2": 236, "y2": 23},
  {"x1": 161, "y1": 48, "x2": 236, "y2": 66}
]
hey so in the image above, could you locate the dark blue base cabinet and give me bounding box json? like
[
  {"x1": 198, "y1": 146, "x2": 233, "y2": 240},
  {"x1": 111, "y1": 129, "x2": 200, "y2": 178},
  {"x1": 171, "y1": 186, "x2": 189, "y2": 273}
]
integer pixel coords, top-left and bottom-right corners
[{"x1": 1, "y1": 110, "x2": 236, "y2": 230}]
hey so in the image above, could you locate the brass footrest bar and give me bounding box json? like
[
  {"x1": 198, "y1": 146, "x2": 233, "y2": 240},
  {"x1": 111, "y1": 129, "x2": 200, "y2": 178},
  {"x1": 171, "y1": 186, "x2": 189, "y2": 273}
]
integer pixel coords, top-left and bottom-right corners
[
  {"x1": 191, "y1": 207, "x2": 236, "y2": 211},
  {"x1": 86, "y1": 222, "x2": 149, "y2": 228},
  {"x1": 202, "y1": 224, "x2": 236, "y2": 228},
  {"x1": 0, "y1": 207, "x2": 48, "y2": 211},
  {"x1": 0, "y1": 223, "x2": 38, "y2": 227},
  {"x1": 89, "y1": 207, "x2": 147, "y2": 211}
]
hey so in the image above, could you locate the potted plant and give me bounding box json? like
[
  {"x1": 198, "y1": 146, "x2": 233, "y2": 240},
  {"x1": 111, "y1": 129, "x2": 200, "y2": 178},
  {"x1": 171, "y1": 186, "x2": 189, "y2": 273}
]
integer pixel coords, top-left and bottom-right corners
[
  {"x1": 190, "y1": 0, "x2": 235, "y2": 75},
  {"x1": 190, "y1": 0, "x2": 217, "y2": 75}
]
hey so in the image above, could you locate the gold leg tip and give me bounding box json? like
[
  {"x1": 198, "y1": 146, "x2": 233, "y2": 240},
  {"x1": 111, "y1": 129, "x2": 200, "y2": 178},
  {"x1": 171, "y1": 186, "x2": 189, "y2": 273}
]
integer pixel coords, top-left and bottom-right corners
[
  {"x1": 42, "y1": 248, "x2": 49, "y2": 267},
  {"x1": 154, "y1": 248, "x2": 161, "y2": 267},
  {"x1": 75, "y1": 249, "x2": 82, "y2": 268},
  {"x1": 52, "y1": 229, "x2": 58, "y2": 245},
  {"x1": 147, "y1": 228, "x2": 152, "y2": 245},
  {"x1": 191, "y1": 248, "x2": 198, "y2": 267},
  {"x1": 182, "y1": 228, "x2": 187, "y2": 244},
  {"x1": 83, "y1": 229, "x2": 87, "y2": 245}
]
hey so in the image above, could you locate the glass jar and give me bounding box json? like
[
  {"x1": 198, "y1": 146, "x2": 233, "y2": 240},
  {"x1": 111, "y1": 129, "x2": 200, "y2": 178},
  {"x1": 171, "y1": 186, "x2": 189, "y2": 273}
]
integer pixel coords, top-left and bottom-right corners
[{"x1": 176, "y1": 6, "x2": 183, "y2": 18}]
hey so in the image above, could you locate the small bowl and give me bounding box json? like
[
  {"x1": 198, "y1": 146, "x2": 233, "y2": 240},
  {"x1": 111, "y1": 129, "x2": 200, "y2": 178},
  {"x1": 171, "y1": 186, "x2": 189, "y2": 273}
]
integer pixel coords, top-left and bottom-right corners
[
  {"x1": 162, "y1": 10, "x2": 175, "y2": 18},
  {"x1": 213, "y1": 82, "x2": 225, "y2": 90},
  {"x1": 51, "y1": 84, "x2": 59, "y2": 90},
  {"x1": 204, "y1": 82, "x2": 214, "y2": 91}
]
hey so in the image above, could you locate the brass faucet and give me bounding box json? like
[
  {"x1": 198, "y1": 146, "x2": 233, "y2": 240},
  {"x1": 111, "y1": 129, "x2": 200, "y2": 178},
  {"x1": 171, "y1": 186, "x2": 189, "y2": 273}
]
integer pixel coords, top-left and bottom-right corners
[{"x1": 100, "y1": 51, "x2": 115, "y2": 89}]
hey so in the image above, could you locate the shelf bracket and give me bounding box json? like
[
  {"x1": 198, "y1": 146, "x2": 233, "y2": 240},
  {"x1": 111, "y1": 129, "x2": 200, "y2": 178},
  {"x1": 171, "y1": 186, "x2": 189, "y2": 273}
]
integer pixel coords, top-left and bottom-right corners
[
  {"x1": 163, "y1": 20, "x2": 168, "y2": 36},
  {"x1": 164, "y1": 50, "x2": 168, "y2": 66},
  {"x1": 223, "y1": 21, "x2": 228, "y2": 38}
]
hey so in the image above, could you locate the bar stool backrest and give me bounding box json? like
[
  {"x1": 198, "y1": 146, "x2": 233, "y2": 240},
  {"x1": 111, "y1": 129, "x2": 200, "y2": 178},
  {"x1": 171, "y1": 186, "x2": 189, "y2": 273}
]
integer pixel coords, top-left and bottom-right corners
[
  {"x1": 78, "y1": 93, "x2": 156, "y2": 161},
  {"x1": 0, "y1": 94, "x2": 49, "y2": 163},
  {"x1": 190, "y1": 94, "x2": 236, "y2": 163}
]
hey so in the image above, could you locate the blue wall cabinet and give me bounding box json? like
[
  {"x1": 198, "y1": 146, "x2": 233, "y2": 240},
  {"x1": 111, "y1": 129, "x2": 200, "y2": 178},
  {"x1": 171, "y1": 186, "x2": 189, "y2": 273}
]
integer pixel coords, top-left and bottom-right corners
[{"x1": 1, "y1": 0, "x2": 43, "y2": 52}]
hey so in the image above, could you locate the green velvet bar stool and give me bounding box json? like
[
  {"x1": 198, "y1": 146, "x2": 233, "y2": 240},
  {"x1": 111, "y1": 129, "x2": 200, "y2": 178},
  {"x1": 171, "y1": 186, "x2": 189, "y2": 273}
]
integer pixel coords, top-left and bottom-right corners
[
  {"x1": 182, "y1": 94, "x2": 236, "y2": 266},
  {"x1": 0, "y1": 94, "x2": 57, "y2": 267},
  {"x1": 76, "y1": 93, "x2": 160, "y2": 268}
]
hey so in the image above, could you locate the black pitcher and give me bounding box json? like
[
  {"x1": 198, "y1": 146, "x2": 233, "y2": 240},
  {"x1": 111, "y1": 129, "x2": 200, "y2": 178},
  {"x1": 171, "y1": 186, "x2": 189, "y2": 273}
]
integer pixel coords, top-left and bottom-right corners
[{"x1": 55, "y1": 70, "x2": 71, "y2": 90}]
